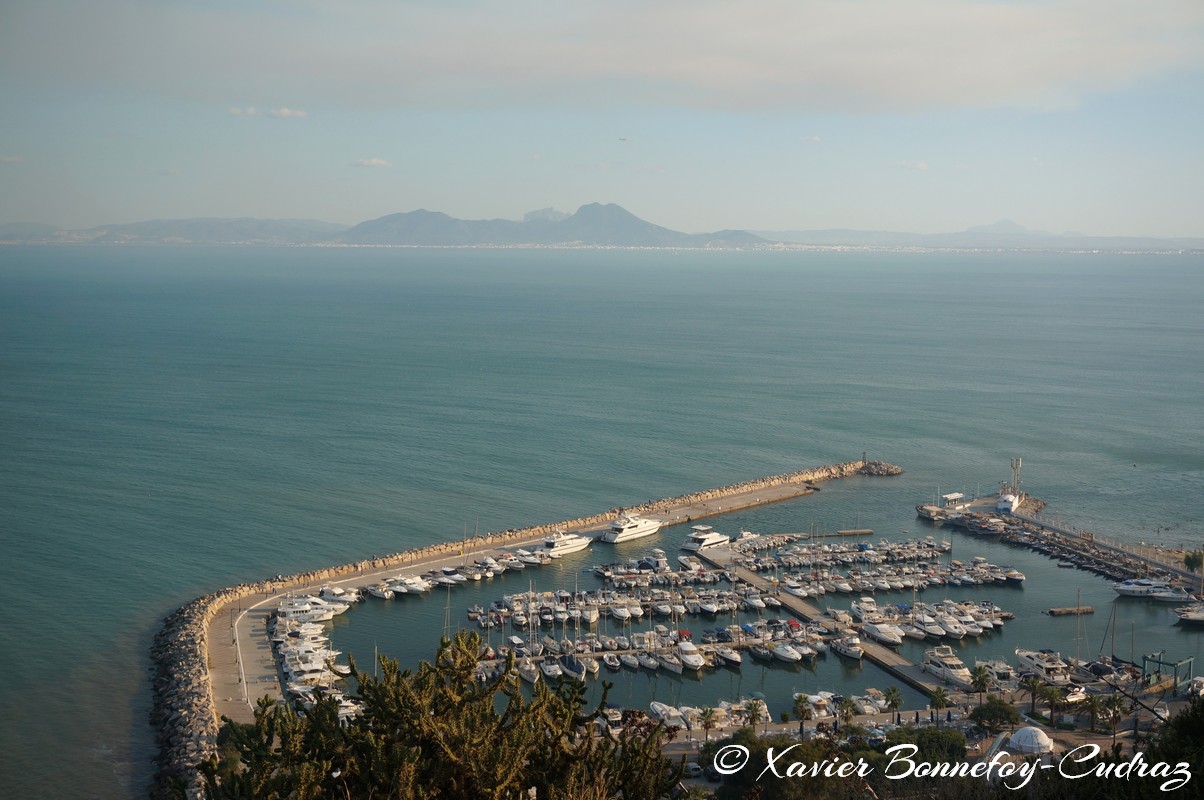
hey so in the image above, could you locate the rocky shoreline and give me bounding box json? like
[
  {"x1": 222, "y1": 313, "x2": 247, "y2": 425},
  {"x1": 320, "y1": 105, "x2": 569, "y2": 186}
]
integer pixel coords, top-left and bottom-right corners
[{"x1": 148, "y1": 459, "x2": 901, "y2": 798}]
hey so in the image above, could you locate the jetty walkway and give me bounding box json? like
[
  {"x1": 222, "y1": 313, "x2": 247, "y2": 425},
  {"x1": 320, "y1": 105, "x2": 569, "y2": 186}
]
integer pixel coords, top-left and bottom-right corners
[
  {"x1": 692, "y1": 547, "x2": 947, "y2": 698},
  {"x1": 153, "y1": 459, "x2": 901, "y2": 796}
]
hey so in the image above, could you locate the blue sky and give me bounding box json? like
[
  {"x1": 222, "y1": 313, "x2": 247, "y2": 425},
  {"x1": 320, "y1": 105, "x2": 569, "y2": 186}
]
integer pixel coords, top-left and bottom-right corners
[{"x1": 2, "y1": 0, "x2": 1202, "y2": 236}]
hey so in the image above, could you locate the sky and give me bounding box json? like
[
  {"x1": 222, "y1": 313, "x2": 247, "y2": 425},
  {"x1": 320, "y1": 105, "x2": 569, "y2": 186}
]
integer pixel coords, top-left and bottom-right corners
[{"x1": 1, "y1": 0, "x2": 1202, "y2": 236}]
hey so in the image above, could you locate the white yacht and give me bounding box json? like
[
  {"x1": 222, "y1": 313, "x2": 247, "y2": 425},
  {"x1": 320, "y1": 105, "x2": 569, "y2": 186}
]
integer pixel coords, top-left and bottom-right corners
[
  {"x1": 656, "y1": 651, "x2": 684, "y2": 674},
  {"x1": 1111, "y1": 578, "x2": 1173, "y2": 597},
  {"x1": 677, "y1": 641, "x2": 706, "y2": 671},
  {"x1": 922, "y1": 645, "x2": 972, "y2": 687},
  {"x1": 601, "y1": 514, "x2": 663, "y2": 543},
  {"x1": 519, "y1": 656, "x2": 541, "y2": 684},
  {"x1": 542, "y1": 531, "x2": 592, "y2": 557},
  {"x1": 772, "y1": 642, "x2": 804, "y2": 663},
  {"x1": 1175, "y1": 604, "x2": 1204, "y2": 626},
  {"x1": 1148, "y1": 587, "x2": 1194, "y2": 603},
  {"x1": 1014, "y1": 648, "x2": 1072, "y2": 685},
  {"x1": 681, "y1": 525, "x2": 730, "y2": 552},
  {"x1": 831, "y1": 634, "x2": 864, "y2": 660},
  {"x1": 539, "y1": 659, "x2": 563, "y2": 680},
  {"x1": 862, "y1": 622, "x2": 904, "y2": 647}
]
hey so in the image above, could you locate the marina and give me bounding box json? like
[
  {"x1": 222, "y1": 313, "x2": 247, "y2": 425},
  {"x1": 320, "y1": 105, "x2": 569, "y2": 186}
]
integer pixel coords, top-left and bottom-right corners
[
  {"x1": 175, "y1": 459, "x2": 1203, "y2": 796},
  {"x1": 242, "y1": 484, "x2": 1204, "y2": 720}
]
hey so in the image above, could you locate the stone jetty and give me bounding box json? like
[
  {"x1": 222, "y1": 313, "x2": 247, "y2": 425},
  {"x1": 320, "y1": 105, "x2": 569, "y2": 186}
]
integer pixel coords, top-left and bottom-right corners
[{"x1": 148, "y1": 459, "x2": 901, "y2": 798}]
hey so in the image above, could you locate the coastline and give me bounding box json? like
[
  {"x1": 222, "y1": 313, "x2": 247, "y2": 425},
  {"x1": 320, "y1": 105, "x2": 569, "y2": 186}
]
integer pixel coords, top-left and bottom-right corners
[{"x1": 149, "y1": 459, "x2": 903, "y2": 797}]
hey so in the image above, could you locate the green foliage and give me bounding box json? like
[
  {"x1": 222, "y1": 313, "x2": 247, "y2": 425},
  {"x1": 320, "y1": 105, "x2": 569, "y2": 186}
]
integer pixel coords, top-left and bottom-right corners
[
  {"x1": 884, "y1": 725, "x2": 966, "y2": 763},
  {"x1": 201, "y1": 630, "x2": 680, "y2": 800},
  {"x1": 1183, "y1": 551, "x2": 1203, "y2": 573},
  {"x1": 968, "y1": 696, "x2": 1021, "y2": 734}
]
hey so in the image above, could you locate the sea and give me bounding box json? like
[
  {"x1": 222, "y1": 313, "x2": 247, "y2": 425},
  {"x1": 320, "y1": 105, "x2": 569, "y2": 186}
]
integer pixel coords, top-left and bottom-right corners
[{"x1": 1, "y1": 245, "x2": 1202, "y2": 799}]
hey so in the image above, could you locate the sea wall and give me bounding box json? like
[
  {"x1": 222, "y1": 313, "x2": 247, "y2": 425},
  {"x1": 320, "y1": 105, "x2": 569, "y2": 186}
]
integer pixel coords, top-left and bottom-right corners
[{"x1": 148, "y1": 459, "x2": 901, "y2": 798}]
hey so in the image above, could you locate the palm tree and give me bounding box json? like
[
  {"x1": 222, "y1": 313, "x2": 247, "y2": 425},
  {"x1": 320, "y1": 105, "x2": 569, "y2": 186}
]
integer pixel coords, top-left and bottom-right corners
[
  {"x1": 746, "y1": 698, "x2": 766, "y2": 733},
  {"x1": 699, "y1": 706, "x2": 717, "y2": 743},
  {"x1": 883, "y1": 686, "x2": 903, "y2": 716},
  {"x1": 838, "y1": 697, "x2": 857, "y2": 728},
  {"x1": 1103, "y1": 694, "x2": 1128, "y2": 751},
  {"x1": 1020, "y1": 676, "x2": 1043, "y2": 716},
  {"x1": 1083, "y1": 694, "x2": 1103, "y2": 732},
  {"x1": 1040, "y1": 685, "x2": 1064, "y2": 722},
  {"x1": 1185, "y1": 551, "x2": 1203, "y2": 594},
  {"x1": 969, "y1": 665, "x2": 991, "y2": 705},
  {"x1": 793, "y1": 694, "x2": 813, "y2": 737},
  {"x1": 930, "y1": 687, "x2": 949, "y2": 728}
]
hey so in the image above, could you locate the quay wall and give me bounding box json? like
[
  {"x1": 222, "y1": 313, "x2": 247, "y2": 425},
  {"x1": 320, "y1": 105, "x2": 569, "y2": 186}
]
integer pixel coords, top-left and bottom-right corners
[{"x1": 148, "y1": 459, "x2": 901, "y2": 798}]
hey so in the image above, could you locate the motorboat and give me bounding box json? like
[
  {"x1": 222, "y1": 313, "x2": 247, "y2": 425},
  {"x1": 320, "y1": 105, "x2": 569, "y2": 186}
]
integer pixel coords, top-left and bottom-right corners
[
  {"x1": 656, "y1": 651, "x2": 684, "y2": 674},
  {"x1": 922, "y1": 645, "x2": 972, "y2": 687},
  {"x1": 974, "y1": 656, "x2": 1014, "y2": 681},
  {"x1": 772, "y1": 642, "x2": 803, "y2": 663},
  {"x1": 637, "y1": 651, "x2": 660, "y2": 670},
  {"x1": 601, "y1": 514, "x2": 663, "y2": 543},
  {"x1": 831, "y1": 635, "x2": 864, "y2": 661},
  {"x1": 681, "y1": 525, "x2": 731, "y2": 552},
  {"x1": 620, "y1": 653, "x2": 640, "y2": 670},
  {"x1": 519, "y1": 657, "x2": 541, "y2": 684},
  {"x1": 602, "y1": 653, "x2": 622, "y2": 671},
  {"x1": 542, "y1": 531, "x2": 592, "y2": 557},
  {"x1": 862, "y1": 622, "x2": 903, "y2": 647},
  {"x1": 1014, "y1": 648, "x2": 1072, "y2": 685},
  {"x1": 558, "y1": 654, "x2": 586, "y2": 681},
  {"x1": 1175, "y1": 604, "x2": 1204, "y2": 626},
  {"x1": 714, "y1": 645, "x2": 742, "y2": 666},
  {"x1": 1149, "y1": 587, "x2": 1194, "y2": 603},
  {"x1": 678, "y1": 641, "x2": 706, "y2": 671},
  {"x1": 539, "y1": 659, "x2": 563, "y2": 680},
  {"x1": 1111, "y1": 578, "x2": 1173, "y2": 597}
]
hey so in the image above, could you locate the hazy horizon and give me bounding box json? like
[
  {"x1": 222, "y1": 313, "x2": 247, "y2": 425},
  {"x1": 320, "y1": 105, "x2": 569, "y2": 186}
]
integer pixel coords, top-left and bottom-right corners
[{"x1": 2, "y1": 1, "x2": 1203, "y2": 237}]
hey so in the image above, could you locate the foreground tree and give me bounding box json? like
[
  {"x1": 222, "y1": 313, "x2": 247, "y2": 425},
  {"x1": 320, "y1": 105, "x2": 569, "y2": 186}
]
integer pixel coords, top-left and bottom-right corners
[
  {"x1": 201, "y1": 629, "x2": 680, "y2": 800},
  {"x1": 968, "y1": 696, "x2": 1020, "y2": 734}
]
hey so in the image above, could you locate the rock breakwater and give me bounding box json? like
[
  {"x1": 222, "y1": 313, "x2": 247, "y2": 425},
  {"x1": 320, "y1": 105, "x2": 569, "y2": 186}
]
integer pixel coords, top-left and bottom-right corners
[{"x1": 148, "y1": 459, "x2": 900, "y2": 797}]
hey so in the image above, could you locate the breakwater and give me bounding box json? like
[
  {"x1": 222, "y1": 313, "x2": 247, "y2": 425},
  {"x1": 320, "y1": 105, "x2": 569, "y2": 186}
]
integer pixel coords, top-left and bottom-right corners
[{"x1": 148, "y1": 459, "x2": 901, "y2": 798}]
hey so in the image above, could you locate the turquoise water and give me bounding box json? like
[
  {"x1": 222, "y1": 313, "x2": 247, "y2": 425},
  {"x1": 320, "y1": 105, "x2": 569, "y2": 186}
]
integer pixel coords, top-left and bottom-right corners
[{"x1": 1, "y1": 246, "x2": 1202, "y2": 798}]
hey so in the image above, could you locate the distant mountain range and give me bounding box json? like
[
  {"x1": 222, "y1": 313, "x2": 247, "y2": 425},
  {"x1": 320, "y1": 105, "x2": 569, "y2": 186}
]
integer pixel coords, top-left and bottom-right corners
[
  {"x1": 0, "y1": 204, "x2": 762, "y2": 249},
  {"x1": 2, "y1": 209, "x2": 1200, "y2": 252}
]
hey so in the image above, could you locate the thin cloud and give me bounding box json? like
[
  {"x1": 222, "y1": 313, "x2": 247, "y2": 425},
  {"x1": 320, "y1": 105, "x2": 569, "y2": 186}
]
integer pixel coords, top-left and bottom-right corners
[
  {"x1": 896, "y1": 160, "x2": 930, "y2": 170},
  {"x1": 351, "y1": 158, "x2": 392, "y2": 168},
  {"x1": 0, "y1": 156, "x2": 25, "y2": 164},
  {"x1": 8, "y1": 1, "x2": 1201, "y2": 114},
  {"x1": 269, "y1": 107, "x2": 308, "y2": 119},
  {"x1": 800, "y1": 135, "x2": 821, "y2": 144},
  {"x1": 228, "y1": 106, "x2": 259, "y2": 116}
]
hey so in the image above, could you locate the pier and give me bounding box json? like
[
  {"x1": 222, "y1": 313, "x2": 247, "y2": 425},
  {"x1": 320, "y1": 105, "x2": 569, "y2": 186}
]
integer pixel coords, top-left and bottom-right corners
[{"x1": 690, "y1": 546, "x2": 948, "y2": 698}]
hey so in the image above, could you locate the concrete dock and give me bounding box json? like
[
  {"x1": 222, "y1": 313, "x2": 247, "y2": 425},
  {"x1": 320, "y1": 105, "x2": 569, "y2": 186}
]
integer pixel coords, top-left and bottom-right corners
[{"x1": 692, "y1": 546, "x2": 948, "y2": 698}]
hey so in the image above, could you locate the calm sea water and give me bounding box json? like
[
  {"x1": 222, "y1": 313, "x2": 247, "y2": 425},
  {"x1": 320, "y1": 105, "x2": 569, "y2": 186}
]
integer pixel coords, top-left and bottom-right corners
[{"x1": 1, "y1": 246, "x2": 1202, "y2": 798}]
